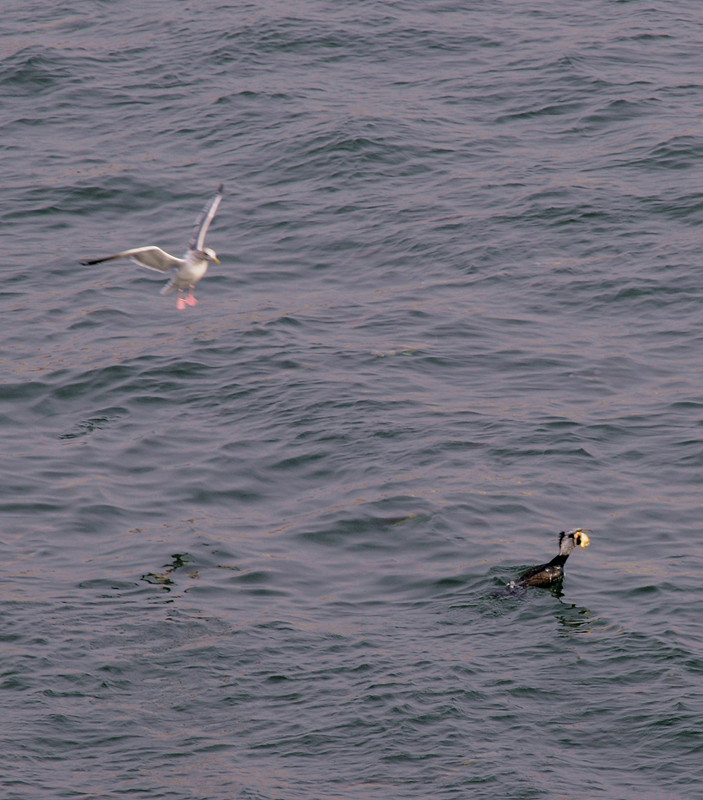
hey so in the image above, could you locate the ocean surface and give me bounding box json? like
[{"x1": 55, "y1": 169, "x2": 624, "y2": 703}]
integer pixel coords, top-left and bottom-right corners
[{"x1": 2, "y1": 1, "x2": 703, "y2": 798}]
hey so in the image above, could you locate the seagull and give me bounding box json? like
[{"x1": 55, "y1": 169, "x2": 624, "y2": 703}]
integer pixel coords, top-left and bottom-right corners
[{"x1": 81, "y1": 184, "x2": 224, "y2": 310}]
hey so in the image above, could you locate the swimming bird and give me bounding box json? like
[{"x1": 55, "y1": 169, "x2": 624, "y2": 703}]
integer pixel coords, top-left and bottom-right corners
[
  {"x1": 516, "y1": 529, "x2": 591, "y2": 588},
  {"x1": 81, "y1": 184, "x2": 223, "y2": 310}
]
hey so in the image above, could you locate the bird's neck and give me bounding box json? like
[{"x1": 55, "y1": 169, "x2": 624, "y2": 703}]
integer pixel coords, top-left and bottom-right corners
[{"x1": 548, "y1": 553, "x2": 569, "y2": 568}]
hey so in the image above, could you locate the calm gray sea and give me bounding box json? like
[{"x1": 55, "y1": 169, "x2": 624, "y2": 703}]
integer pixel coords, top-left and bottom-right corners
[{"x1": 2, "y1": 1, "x2": 703, "y2": 798}]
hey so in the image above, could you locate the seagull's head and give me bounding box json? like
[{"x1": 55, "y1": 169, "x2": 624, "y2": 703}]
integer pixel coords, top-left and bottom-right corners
[{"x1": 203, "y1": 247, "x2": 220, "y2": 264}]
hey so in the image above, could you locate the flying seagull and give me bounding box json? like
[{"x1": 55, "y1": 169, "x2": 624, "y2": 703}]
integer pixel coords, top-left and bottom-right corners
[{"x1": 81, "y1": 184, "x2": 224, "y2": 310}]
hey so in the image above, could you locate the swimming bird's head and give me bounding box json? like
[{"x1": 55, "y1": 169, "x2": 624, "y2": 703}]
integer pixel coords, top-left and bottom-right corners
[
  {"x1": 203, "y1": 247, "x2": 220, "y2": 263},
  {"x1": 558, "y1": 528, "x2": 591, "y2": 555}
]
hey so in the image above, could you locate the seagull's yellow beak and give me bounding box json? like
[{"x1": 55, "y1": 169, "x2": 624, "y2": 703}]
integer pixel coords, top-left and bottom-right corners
[{"x1": 213, "y1": 256, "x2": 220, "y2": 263}]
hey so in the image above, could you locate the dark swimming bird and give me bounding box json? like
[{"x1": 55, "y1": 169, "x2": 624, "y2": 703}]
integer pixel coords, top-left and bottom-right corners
[
  {"x1": 81, "y1": 184, "x2": 223, "y2": 310},
  {"x1": 515, "y1": 529, "x2": 591, "y2": 588}
]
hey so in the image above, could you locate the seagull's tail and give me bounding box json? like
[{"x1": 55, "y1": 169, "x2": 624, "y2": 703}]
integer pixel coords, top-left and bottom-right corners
[{"x1": 160, "y1": 275, "x2": 178, "y2": 295}]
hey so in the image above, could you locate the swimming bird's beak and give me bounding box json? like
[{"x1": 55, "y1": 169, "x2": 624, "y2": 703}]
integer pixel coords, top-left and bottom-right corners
[
  {"x1": 213, "y1": 256, "x2": 220, "y2": 263},
  {"x1": 577, "y1": 531, "x2": 591, "y2": 549}
]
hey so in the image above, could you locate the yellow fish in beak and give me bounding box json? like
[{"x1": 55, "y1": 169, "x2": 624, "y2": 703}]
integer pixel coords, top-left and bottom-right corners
[{"x1": 576, "y1": 530, "x2": 591, "y2": 549}]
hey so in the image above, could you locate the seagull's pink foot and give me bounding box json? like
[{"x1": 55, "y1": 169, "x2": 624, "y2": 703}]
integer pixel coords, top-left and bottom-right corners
[
  {"x1": 177, "y1": 296, "x2": 187, "y2": 310},
  {"x1": 185, "y1": 293, "x2": 198, "y2": 307}
]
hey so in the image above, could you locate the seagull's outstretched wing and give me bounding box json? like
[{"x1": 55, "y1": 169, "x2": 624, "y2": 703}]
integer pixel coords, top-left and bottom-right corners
[
  {"x1": 189, "y1": 184, "x2": 224, "y2": 252},
  {"x1": 81, "y1": 246, "x2": 183, "y2": 272}
]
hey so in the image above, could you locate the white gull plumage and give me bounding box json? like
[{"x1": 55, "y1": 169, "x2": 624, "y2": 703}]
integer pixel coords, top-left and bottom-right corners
[{"x1": 81, "y1": 184, "x2": 223, "y2": 309}]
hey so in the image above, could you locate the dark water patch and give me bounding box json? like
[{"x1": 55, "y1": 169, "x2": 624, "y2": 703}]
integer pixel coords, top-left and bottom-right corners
[
  {"x1": 66, "y1": 307, "x2": 133, "y2": 330},
  {"x1": 642, "y1": 135, "x2": 703, "y2": 170},
  {"x1": 58, "y1": 406, "x2": 129, "y2": 439},
  {"x1": 0, "y1": 46, "x2": 73, "y2": 96},
  {"x1": 37, "y1": 356, "x2": 214, "y2": 413}
]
